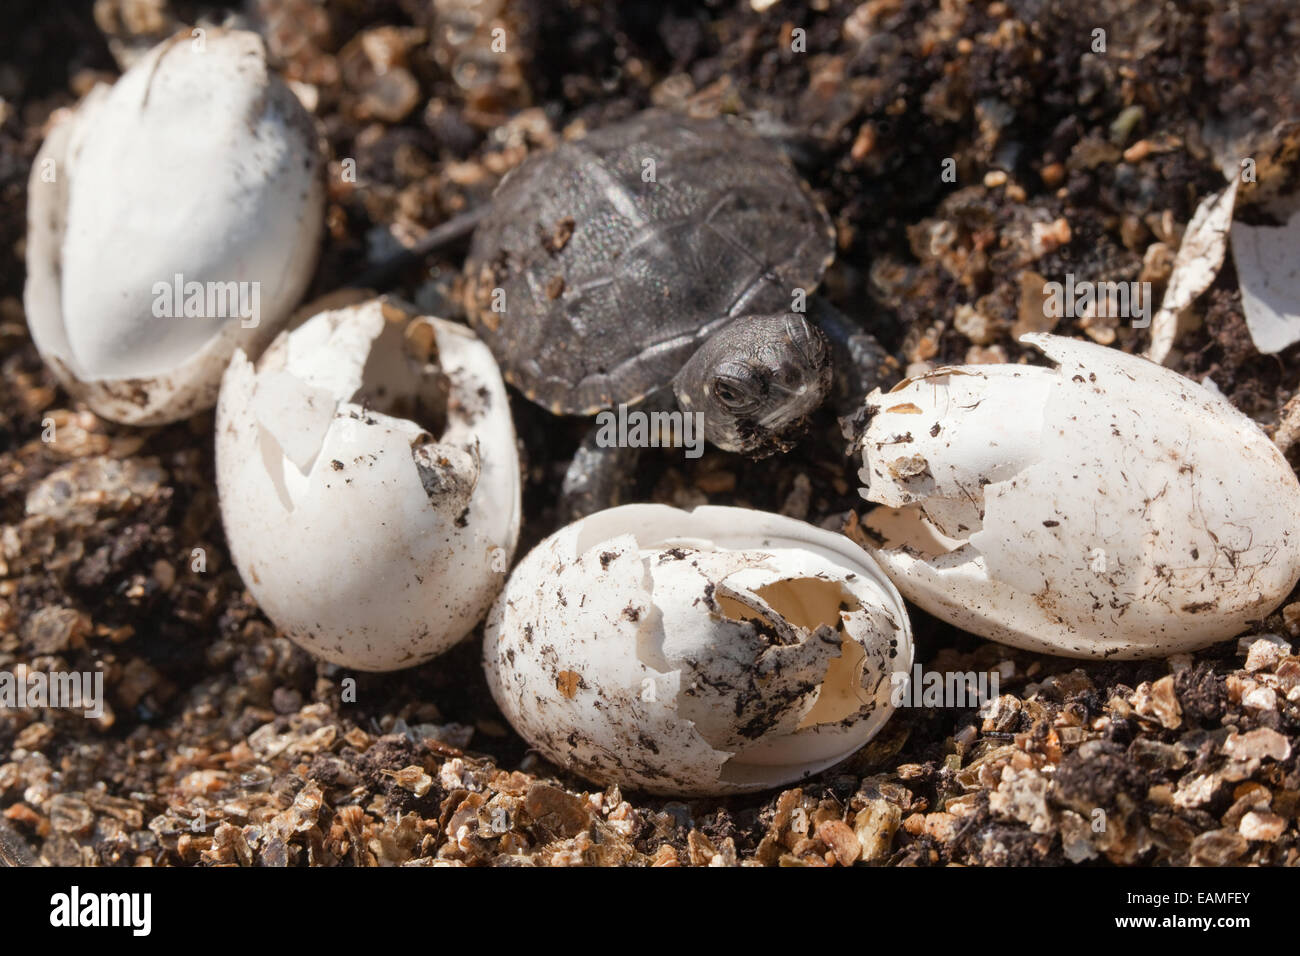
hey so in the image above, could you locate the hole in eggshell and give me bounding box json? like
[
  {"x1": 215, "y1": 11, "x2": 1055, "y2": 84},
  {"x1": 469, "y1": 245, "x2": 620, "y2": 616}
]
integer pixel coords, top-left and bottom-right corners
[
  {"x1": 797, "y1": 635, "x2": 870, "y2": 729},
  {"x1": 717, "y1": 576, "x2": 875, "y2": 729},
  {"x1": 746, "y1": 578, "x2": 877, "y2": 730},
  {"x1": 864, "y1": 505, "x2": 965, "y2": 559},
  {"x1": 723, "y1": 576, "x2": 850, "y2": 632},
  {"x1": 356, "y1": 318, "x2": 449, "y2": 438},
  {"x1": 253, "y1": 307, "x2": 452, "y2": 495}
]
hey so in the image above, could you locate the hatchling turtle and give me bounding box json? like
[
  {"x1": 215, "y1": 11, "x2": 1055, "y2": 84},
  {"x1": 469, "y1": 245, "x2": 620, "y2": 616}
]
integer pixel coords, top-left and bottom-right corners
[
  {"x1": 345, "y1": 108, "x2": 890, "y2": 514},
  {"x1": 460, "y1": 108, "x2": 886, "y2": 459}
]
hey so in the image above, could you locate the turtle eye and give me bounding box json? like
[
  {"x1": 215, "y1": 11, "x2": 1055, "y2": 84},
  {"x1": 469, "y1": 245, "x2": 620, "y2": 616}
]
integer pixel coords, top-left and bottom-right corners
[{"x1": 711, "y1": 375, "x2": 759, "y2": 412}]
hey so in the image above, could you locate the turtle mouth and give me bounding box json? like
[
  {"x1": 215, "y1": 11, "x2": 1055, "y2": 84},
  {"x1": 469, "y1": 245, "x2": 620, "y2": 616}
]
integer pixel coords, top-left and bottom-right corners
[
  {"x1": 756, "y1": 389, "x2": 810, "y2": 430},
  {"x1": 763, "y1": 380, "x2": 807, "y2": 399},
  {"x1": 725, "y1": 408, "x2": 816, "y2": 458},
  {"x1": 757, "y1": 360, "x2": 833, "y2": 433}
]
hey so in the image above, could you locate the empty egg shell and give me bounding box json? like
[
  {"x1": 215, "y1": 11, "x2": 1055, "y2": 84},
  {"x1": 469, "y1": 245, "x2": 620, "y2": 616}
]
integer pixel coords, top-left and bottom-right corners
[
  {"x1": 484, "y1": 504, "x2": 912, "y2": 796},
  {"x1": 858, "y1": 333, "x2": 1300, "y2": 659},
  {"x1": 216, "y1": 297, "x2": 521, "y2": 671},
  {"x1": 24, "y1": 29, "x2": 324, "y2": 424}
]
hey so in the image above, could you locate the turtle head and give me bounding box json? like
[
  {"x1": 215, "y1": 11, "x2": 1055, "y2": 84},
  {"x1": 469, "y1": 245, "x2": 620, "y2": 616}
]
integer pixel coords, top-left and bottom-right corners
[{"x1": 673, "y1": 313, "x2": 832, "y2": 456}]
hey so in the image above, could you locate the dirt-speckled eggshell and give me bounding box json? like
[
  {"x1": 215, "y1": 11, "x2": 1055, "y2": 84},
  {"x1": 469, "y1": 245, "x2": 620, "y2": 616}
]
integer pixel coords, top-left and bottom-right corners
[
  {"x1": 858, "y1": 333, "x2": 1300, "y2": 659},
  {"x1": 484, "y1": 504, "x2": 913, "y2": 796},
  {"x1": 216, "y1": 298, "x2": 521, "y2": 671},
  {"x1": 24, "y1": 28, "x2": 324, "y2": 424}
]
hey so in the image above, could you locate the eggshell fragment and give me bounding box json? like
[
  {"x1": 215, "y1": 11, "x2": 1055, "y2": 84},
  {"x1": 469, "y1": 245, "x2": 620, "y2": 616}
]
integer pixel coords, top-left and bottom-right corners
[
  {"x1": 1231, "y1": 193, "x2": 1300, "y2": 355},
  {"x1": 484, "y1": 504, "x2": 913, "y2": 796},
  {"x1": 216, "y1": 298, "x2": 521, "y2": 671},
  {"x1": 859, "y1": 333, "x2": 1300, "y2": 659},
  {"x1": 24, "y1": 29, "x2": 324, "y2": 424}
]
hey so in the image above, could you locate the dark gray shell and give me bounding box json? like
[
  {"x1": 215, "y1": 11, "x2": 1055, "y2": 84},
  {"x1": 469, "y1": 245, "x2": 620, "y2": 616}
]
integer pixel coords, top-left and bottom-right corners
[{"x1": 463, "y1": 109, "x2": 835, "y2": 414}]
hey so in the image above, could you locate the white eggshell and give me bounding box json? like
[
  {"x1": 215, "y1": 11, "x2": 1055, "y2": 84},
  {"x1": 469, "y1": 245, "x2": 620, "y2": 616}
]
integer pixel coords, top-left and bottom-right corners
[
  {"x1": 24, "y1": 29, "x2": 324, "y2": 424},
  {"x1": 859, "y1": 333, "x2": 1300, "y2": 659},
  {"x1": 216, "y1": 298, "x2": 521, "y2": 671},
  {"x1": 484, "y1": 504, "x2": 913, "y2": 796}
]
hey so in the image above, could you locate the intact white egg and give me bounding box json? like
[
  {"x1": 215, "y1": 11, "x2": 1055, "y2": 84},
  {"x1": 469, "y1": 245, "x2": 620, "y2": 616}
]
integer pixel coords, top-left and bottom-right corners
[
  {"x1": 216, "y1": 297, "x2": 521, "y2": 671},
  {"x1": 484, "y1": 504, "x2": 912, "y2": 796},
  {"x1": 24, "y1": 28, "x2": 324, "y2": 424},
  {"x1": 858, "y1": 333, "x2": 1300, "y2": 659}
]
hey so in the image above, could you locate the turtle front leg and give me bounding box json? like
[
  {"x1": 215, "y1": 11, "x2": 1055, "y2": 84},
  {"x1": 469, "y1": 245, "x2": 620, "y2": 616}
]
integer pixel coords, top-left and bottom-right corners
[{"x1": 558, "y1": 390, "x2": 679, "y2": 521}]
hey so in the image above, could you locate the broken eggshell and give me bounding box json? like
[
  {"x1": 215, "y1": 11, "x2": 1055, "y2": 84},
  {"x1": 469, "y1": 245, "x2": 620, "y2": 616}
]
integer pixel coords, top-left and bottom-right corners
[
  {"x1": 24, "y1": 28, "x2": 324, "y2": 424},
  {"x1": 1230, "y1": 191, "x2": 1300, "y2": 355},
  {"x1": 859, "y1": 333, "x2": 1300, "y2": 659},
  {"x1": 484, "y1": 504, "x2": 913, "y2": 796},
  {"x1": 216, "y1": 298, "x2": 521, "y2": 671}
]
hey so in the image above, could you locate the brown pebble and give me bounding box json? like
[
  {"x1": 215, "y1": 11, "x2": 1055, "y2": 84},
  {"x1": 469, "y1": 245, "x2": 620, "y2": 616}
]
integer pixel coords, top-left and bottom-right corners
[
  {"x1": 851, "y1": 123, "x2": 877, "y2": 161},
  {"x1": 1040, "y1": 162, "x2": 1065, "y2": 187},
  {"x1": 1123, "y1": 139, "x2": 1153, "y2": 163}
]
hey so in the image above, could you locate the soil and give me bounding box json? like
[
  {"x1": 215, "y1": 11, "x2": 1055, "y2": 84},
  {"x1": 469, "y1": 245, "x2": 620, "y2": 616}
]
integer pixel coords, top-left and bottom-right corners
[{"x1": 1, "y1": 0, "x2": 1299, "y2": 866}]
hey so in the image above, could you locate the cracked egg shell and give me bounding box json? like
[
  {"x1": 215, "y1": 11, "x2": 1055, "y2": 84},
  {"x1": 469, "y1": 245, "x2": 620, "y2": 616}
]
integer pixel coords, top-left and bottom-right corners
[
  {"x1": 216, "y1": 297, "x2": 521, "y2": 671},
  {"x1": 858, "y1": 333, "x2": 1300, "y2": 659},
  {"x1": 484, "y1": 504, "x2": 913, "y2": 796},
  {"x1": 24, "y1": 28, "x2": 324, "y2": 424}
]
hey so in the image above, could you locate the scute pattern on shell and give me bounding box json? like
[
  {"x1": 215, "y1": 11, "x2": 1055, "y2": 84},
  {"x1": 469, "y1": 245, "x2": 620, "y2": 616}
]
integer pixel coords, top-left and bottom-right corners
[{"x1": 463, "y1": 109, "x2": 835, "y2": 413}]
